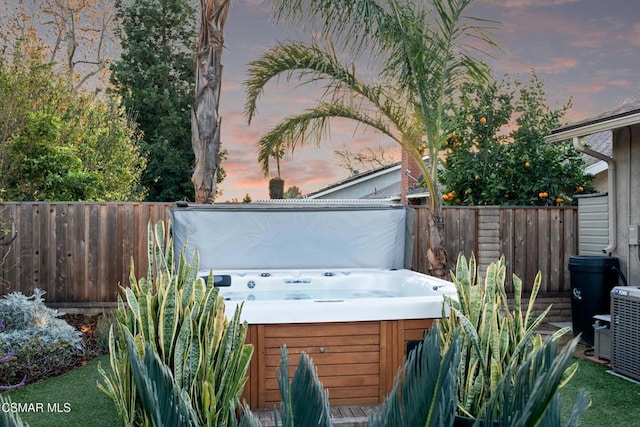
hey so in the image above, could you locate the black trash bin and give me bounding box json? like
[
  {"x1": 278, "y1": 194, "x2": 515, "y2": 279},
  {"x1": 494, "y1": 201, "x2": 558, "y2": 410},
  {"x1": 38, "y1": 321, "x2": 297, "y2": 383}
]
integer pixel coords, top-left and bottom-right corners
[{"x1": 568, "y1": 255, "x2": 620, "y2": 346}]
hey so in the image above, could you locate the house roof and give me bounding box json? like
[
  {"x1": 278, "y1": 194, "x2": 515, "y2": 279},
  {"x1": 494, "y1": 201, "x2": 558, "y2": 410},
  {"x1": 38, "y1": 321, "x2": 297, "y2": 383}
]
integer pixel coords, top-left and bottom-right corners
[
  {"x1": 305, "y1": 161, "x2": 402, "y2": 199},
  {"x1": 582, "y1": 131, "x2": 612, "y2": 165},
  {"x1": 546, "y1": 100, "x2": 640, "y2": 142}
]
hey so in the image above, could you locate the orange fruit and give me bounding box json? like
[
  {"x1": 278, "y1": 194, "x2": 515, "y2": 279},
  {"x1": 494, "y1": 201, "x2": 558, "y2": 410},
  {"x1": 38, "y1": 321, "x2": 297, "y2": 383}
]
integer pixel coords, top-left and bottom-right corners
[
  {"x1": 555, "y1": 197, "x2": 563, "y2": 205},
  {"x1": 576, "y1": 186, "x2": 584, "y2": 193},
  {"x1": 479, "y1": 117, "x2": 487, "y2": 124},
  {"x1": 525, "y1": 161, "x2": 531, "y2": 168}
]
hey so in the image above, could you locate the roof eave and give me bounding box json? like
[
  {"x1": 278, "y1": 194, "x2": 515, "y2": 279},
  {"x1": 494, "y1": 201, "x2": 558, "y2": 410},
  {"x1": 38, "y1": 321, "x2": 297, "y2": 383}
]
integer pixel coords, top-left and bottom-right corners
[{"x1": 545, "y1": 111, "x2": 640, "y2": 143}]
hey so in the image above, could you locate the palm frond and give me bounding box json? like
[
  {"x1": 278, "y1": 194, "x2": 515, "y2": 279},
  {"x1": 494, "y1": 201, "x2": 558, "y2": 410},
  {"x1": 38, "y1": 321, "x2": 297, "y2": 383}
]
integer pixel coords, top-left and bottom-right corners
[
  {"x1": 271, "y1": 0, "x2": 395, "y2": 58},
  {"x1": 274, "y1": 345, "x2": 332, "y2": 427},
  {"x1": 234, "y1": 403, "x2": 263, "y2": 427},
  {"x1": 244, "y1": 40, "x2": 409, "y2": 133},
  {"x1": 369, "y1": 324, "x2": 460, "y2": 427},
  {"x1": 256, "y1": 102, "x2": 401, "y2": 176}
]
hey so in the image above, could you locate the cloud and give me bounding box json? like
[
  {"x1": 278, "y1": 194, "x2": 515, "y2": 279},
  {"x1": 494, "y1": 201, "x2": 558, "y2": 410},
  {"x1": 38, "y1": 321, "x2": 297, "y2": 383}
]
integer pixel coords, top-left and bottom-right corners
[
  {"x1": 535, "y1": 56, "x2": 579, "y2": 74},
  {"x1": 627, "y1": 23, "x2": 640, "y2": 47},
  {"x1": 493, "y1": 0, "x2": 582, "y2": 8}
]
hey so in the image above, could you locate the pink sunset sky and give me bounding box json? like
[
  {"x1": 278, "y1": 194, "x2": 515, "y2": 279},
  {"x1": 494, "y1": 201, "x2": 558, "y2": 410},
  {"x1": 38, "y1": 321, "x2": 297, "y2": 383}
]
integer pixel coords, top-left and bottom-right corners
[
  {"x1": 3, "y1": 0, "x2": 638, "y2": 201},
  {"x1": 217, "y1": 0, "x2": 640, "y2": 201}
]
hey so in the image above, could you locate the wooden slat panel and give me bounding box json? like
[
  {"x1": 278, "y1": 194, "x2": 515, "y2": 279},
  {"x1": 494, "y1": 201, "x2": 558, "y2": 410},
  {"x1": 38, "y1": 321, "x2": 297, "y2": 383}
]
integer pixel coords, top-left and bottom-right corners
[
  {"x1": 264, "y1": 386, "x2": 379, "y2": 405},
  {"x1": 563, "y1": 209, "x2": 577, "y2": 292},
  {"x1": 549, "y1": 210, "x2": 562, "y2": 292},
  {"x1": 265, "y1": 351, "x2": 379, "y2": 367},
  {"x1": 263, "y1": 322, "x2": 380, "y2": 338},
  {"x1": 265, "y1": 363, "x2": 379, "y2": 379},
  {"x1": 537, "y1": 209, "x2": 550, "y2": 293},
  {"x1": 404, "y1": 318, "x2": 432, "y2": 330},
  {"x1": 265, "y1": 344, "x2": 380, "y2": 355},
  {"x1": 264, "y1": 374, "x2": 378, "y2": 390},
  {"x1": 264, "y1": 334, "x2": 379, "y2": 348},
  {"x1": 328, "y1": 396, "x2": 379, "y2": 406}
]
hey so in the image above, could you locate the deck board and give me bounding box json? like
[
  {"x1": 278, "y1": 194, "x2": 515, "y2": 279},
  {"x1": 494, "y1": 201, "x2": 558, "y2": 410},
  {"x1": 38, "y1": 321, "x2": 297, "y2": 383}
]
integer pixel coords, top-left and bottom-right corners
[{"x1": 253, "y1": 404, "x2": 376, "y2": 426}]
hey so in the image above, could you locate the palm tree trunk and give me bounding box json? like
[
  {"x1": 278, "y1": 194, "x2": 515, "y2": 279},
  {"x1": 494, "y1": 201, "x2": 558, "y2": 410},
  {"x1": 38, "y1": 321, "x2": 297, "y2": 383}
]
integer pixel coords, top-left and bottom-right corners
[
  {"x1": 426, "y1": 211, "x2": 447, "y2": 279},
  {"x1": 191, "y1": 0, "x2": 230, "y2": 203}
]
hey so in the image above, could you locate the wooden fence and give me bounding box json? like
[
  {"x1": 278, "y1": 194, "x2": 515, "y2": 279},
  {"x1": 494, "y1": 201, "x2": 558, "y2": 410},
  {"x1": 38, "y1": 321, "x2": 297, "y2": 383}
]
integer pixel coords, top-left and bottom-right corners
[
  {"x1": 0, "y1": 202, "x2": 577, "y2": 304},
  {"x1": 0, "y1": 202, "x2": 172, "y2": 304},
  {"x1": 411, "y1": 206, "x2": 578, "y2": 293}
]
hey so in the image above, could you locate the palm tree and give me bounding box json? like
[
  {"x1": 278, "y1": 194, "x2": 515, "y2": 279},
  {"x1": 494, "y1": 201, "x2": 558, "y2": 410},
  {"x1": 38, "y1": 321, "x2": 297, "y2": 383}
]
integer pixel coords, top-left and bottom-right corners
[
  {"x1": 192, "y1": 0, "x2": 230, "y2": 204},
  {"x1": 244, "y1": 0, "x2": 498, "y2": 278}
]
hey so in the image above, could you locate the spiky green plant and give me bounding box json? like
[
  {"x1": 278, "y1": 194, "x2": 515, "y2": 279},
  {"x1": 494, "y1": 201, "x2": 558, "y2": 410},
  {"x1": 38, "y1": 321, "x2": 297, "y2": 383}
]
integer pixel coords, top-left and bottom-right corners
[
  {"x1": 369, "y1": 324, "x2": 460, "y2": 427},
  {"x1": 440, "y1": 253, "x2": 575, "y2": 419},
  {"x1": 98, "y1": 221, "x2": 253, "y2": 426},
  {"x1": 125, "y1": 331, "x2": 199, "y2": 427},
  {"x1": 0, "y1": 395, "x2": 27, "y2": 427},
  {"x1": 478, "y1": 335, "x2": 589, "y2": 427},
  {"x1": 274, "y1": 346, "x2": 332, "y2": 427}
]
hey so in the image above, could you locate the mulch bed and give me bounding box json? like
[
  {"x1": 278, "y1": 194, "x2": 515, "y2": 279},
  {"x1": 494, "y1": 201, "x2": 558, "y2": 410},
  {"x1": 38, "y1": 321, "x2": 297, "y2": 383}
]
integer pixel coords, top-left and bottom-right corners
[
  {"x1": 62, "y1": 312, "x2": 106, "y2": 365},
  {"x1": 4, "y1": 314, "x2": 108, "y2": 385}
]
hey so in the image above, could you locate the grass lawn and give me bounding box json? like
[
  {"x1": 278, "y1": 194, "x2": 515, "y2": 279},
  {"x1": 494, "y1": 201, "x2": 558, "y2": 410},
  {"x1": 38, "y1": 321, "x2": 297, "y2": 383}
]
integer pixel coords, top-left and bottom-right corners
[
  {"x1": 5, "y1": 355, "x2": 119, "y2": 427},
  {"x1": 3, "y1": 353, "x2": 640, "y2": 426},
  {"x1": 560, "y1": 358, "x2": 640, "y2": 427}
]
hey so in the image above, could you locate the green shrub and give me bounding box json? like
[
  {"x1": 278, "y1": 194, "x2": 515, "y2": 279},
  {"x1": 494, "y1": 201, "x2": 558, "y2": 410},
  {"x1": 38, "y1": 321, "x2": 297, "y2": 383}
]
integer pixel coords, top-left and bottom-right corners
[{"x1": 0, "y1": 289, "x2": 83, "y2": 385}]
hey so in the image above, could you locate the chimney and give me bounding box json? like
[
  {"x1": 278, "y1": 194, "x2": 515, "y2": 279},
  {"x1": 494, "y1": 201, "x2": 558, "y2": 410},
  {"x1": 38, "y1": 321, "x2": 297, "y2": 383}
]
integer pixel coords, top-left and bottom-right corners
[{"x1": 401, "y1": 149, "x2": 422, "y2": 204}]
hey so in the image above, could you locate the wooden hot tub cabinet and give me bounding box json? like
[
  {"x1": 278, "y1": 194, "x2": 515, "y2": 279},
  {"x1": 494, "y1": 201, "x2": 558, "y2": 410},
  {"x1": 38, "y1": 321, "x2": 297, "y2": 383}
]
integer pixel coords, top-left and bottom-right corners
[{"x1": 242, "y1": 318, "x2": 433, "y2": 409}]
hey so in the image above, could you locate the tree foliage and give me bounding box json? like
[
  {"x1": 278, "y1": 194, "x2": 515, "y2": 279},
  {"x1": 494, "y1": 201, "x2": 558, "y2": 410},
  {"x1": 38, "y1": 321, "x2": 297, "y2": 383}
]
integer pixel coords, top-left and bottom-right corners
[
  {"x1": 0, "y1": 44, "x2": 145, "y2": 201},
  {"x1": 111, "y1": 0, "x2": 216, "y2": 202},
  {"x1": 440, "y1": 73, "x2": 592, "y2": 206}
]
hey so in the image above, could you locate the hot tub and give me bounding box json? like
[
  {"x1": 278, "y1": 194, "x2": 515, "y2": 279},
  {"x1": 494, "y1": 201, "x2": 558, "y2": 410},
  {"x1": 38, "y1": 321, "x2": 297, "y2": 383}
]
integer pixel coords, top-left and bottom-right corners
[
  {"x1": 205, "y1": 268, "x2": 456, "y2": 324},
  {"x1": 201, "y1": 267, "x2": 457, "y2": 408},
  {"x1": 171, "y1": 201, "x2": 457, "y2": 408}
]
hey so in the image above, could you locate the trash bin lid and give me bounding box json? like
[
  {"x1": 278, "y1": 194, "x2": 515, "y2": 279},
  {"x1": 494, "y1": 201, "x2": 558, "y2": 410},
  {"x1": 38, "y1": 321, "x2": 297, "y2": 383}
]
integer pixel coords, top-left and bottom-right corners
[{"x1": 568, "y1": 255, "x2": 619, "y2": 272}]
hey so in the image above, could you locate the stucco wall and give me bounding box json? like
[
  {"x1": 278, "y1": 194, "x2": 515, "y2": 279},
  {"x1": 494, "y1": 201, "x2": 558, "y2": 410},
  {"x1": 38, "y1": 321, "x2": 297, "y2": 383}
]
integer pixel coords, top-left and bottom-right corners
[{"x1": 612, "y1": 124, "x2": 640, "y2": 285}]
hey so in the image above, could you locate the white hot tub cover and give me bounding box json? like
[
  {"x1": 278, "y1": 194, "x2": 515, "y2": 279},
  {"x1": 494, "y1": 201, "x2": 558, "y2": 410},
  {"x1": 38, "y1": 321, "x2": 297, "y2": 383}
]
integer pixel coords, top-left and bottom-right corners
[{"x1": 170, "y1": 201, "x2": 407, "y2": 271}]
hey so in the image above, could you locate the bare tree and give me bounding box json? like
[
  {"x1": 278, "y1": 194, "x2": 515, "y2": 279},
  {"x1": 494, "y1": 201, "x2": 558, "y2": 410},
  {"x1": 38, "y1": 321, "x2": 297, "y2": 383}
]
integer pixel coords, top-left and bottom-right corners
[
  {"x1": 334, "y1": 144, "x2": 399, "y2": 175},
  {"x1": 1, "y1": 0, "x2": 114, "y2": 91},
  {"x1": 192, "y1": 0, "x2": 230, "y2": 204}
]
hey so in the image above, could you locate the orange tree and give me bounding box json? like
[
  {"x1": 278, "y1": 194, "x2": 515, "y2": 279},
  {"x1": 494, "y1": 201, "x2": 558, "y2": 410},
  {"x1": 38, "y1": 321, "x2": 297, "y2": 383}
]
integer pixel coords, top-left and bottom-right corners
[{"x1": 440, "y1": 72, "x2": 592, "y2": 206}]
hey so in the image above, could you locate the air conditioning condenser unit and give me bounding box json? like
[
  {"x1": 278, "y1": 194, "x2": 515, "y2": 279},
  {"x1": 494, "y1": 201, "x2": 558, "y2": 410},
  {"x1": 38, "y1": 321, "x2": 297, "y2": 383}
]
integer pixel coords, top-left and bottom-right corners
[{"x1": 611, "y1": 286, "x2": 640, "y2": 381}]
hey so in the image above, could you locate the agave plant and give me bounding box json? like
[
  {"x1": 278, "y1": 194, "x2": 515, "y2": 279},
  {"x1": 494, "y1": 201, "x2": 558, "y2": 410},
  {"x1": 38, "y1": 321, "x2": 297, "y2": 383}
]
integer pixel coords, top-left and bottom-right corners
[
  {"x1": 440, "y1": 253, "x2": 577, "y2": 420},
  {"x1": 98, "y1": 221, "x2": 253, "y2": 426}
]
